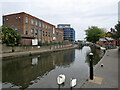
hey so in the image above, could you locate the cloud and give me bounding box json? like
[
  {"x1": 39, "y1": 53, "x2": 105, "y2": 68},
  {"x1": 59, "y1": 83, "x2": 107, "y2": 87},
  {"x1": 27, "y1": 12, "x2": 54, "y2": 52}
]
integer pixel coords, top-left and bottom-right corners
[{"x1": 1, "y1": 0, "x2": 119, "y2": 40}]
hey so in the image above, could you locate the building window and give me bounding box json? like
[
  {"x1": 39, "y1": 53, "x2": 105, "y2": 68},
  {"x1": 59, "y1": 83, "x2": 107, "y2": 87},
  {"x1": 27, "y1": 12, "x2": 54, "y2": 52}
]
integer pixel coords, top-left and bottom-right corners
[
  {"x1": 36, "y1": 21, "x2": 37, "y2": 26},
  {"x1": 46, "y1": 24, "x2": 47, "y2": 29},
  {"x1": 53, "y1": 27, "x2": 55, "y2": 34},
  {"x1": 48, "y1": 26, "x2": 50, "y2": 30},
  {"x1": 35, "y1": 30, "x2": 37, "y2": 35},
  {"x1": 16, "y1": 17, "x2": 18, "y2": 19},
  {"x1": 31, "y1": 29, "x2": 33, "y2": 34},
  {"x1": 39, "y1": 22, "x2": 41, "y2": 27},
  {"x1": 6, "y1": 18, "x2": 8, "y2": 20},
  {"x1": 49, "y1": 32, "x2": 50, "y2": 37},
  {"x1": 15, "y1": 28, "x2": 18, "y2": 32},
  {"x1": 26, "y1": 17, "x2": 28, "y2": 23},
  {"x1": 31, "y1": 19, "x2": 34, "y2": 25},
  {"x1": 43, "y1": 24, "x2": 45, "y2": 28},
  {"x1": 43, "y1": 31, "x2": 44, "y2": 36},
  {"x1": 46, "y1": 32, "x2": 47, "y2": 36},
  {"x1": 25, "y1": 28, "x2": 28, "y2": 35}
]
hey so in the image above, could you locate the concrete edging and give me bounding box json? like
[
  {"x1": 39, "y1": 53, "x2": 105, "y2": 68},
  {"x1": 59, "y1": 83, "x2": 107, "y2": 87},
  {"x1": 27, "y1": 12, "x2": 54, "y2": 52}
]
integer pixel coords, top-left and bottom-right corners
[{"x1": 2, "y1": 46, "x2": 76, "y2": 60}]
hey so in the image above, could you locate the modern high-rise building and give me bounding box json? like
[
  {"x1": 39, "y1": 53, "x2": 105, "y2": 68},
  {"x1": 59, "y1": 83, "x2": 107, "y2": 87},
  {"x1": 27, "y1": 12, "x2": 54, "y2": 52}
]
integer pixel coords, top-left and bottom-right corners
[
  {"x1": 3, "y1": 12, "x2": 63, "y2": 45},
  {"x1": 57, "y1": 24, "x2": 75, "y2": 41}
]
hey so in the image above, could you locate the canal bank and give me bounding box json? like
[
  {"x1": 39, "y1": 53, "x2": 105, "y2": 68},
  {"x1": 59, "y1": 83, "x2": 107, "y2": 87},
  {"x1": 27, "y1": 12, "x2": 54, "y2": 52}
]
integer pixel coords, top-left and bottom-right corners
[
  {"x1": 81, "y1": 48, "x2": 118, "y2": 88},
  {"x1": 1, "y1": 44, "x2": 78, "y2": 60}
]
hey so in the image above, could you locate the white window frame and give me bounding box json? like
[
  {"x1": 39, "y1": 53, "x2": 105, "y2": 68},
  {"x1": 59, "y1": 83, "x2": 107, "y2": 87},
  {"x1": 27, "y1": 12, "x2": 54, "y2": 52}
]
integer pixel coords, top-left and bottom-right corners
[
  {"x1": 35, "y1": 30, "x2": 37, "y2": 34},
  {"x1": 26, "y1": 17, "x2": 28, "y2": 23},
  {"x1": 43, "y1": 24, "x2": 45, "y2": 28},
  {"x1": 39, "y1": 22, "x2": 41, "y2": 27},
  {"x1": 53, "y1": 27, "x2": 55, "y2": 34},
  {"x1": 25, "y1": 28, "x2": 28, "y2": 35},
  {"x1": 31, "y1": 29, "x2": 33, "y2": 34},
  {"x1": 36, "y1": 21, "x2": 37, "y2": 26},
  {"x1": 31, "y1": 19, "x2": 34, "y2": 25},
  {"x1": 46, "y1": 32, "x2": 47, "y2": 36}
]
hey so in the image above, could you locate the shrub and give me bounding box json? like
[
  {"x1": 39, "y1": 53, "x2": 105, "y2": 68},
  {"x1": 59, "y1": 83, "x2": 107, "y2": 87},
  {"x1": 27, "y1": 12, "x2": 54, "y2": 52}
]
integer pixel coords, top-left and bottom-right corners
[
  {"x1": 50, "y1": 41, "x2": 53, "y2": 45},
  {"x1": 38, "y1": 41, "x2": 43, "y2": 46},
  {"x1": 1, "y1": 26, "x2": 21, "y2": 46},
  {"x1": 58, "y1": 41, "x2": 61, "y2": 45},
  {"x1": 45, "y1": 41, "x2": 49, "y2": 46}
]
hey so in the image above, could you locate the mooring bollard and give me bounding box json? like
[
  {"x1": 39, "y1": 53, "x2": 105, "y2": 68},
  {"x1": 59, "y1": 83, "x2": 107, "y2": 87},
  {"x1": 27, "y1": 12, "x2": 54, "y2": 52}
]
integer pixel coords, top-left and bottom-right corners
[{"x1": 89, "y1": 53, "x2": 94, "y2": 80}]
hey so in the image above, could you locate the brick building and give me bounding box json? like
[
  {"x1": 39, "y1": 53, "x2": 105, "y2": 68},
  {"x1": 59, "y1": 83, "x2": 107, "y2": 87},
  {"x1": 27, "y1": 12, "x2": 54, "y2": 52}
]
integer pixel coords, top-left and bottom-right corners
[
  {"x1": 3, "y1": 12, "x2": 63, "y2": 45},
  {"x1": 55, "y1": 28, "x2": 64, "y2": 43}
]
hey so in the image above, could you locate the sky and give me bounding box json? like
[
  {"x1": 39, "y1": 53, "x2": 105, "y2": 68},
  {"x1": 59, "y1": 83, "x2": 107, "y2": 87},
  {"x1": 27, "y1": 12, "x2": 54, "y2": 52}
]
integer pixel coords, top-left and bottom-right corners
[{"x1": 0, "y1": 0, "x2": 119, "y2": 40}]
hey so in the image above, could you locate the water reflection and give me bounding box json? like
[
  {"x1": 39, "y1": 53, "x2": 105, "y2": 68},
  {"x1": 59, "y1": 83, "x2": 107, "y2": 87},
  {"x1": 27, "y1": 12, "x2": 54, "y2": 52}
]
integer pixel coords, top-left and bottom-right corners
[
  {"x1": 2, "y1": 50, "x2": 75, "y2": 89},
  {"x1": 85, "y1": 47, "x2": 104, "y2": 66},
  {"x1": 2, "y1": 46, "x2": 103, "y2": 89},
  {"x1": 32, "y1": 58, "x2": 38, "y2": 65}
]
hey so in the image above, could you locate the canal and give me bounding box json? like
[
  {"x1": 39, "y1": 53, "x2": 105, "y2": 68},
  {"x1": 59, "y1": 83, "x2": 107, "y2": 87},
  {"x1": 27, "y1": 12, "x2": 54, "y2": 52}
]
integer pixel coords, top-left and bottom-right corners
[{"x1": 2, "y1": 46, "x2": 104, "y2": 89}]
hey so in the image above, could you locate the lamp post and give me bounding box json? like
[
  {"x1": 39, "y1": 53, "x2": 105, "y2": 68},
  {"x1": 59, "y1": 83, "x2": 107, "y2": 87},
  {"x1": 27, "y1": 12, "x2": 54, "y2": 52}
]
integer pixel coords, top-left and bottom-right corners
[{"x1": 89, "y1": 53, "x2": 94, "y2": 80}]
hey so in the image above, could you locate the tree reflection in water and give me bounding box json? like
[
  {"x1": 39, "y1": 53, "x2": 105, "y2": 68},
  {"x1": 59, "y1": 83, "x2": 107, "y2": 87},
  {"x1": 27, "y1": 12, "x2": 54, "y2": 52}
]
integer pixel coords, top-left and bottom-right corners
[
  {"x1": 2, "y1": 47, "x2": 103, "y2": 89},
  {"x1": 85, "y1": 46, "x2": 105, "y2": 66},
  {"x1": 2, "y1": 50, "x2": 75, "y2": 89}
]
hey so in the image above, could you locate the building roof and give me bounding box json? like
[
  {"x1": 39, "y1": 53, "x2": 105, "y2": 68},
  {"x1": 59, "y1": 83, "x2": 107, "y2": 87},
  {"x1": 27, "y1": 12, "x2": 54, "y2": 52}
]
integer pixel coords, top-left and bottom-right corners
[
  {"x1": 99, "y1": 38, "x2": 107, "y2": 41},
  {"x1": 3, "y1": 12, "x2": 55, "y2": 27},
  {"x1": 105, "y1": 37, "x2": 114, "y2": 41},
  {"x1": 99, "y1": 37, "x2": 115, "y2": 42}
]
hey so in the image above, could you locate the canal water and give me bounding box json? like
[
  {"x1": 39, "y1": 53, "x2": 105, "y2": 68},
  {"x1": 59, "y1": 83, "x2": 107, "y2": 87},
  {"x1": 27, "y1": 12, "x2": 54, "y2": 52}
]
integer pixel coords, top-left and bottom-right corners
[{"x1": 2, "y1": 46, "x2": 104, "y2": 89}]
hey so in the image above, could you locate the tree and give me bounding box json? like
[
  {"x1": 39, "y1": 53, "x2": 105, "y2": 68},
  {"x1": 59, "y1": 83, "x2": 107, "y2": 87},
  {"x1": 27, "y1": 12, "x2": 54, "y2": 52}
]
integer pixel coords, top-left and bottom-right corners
[
  {"x1": 85, "y1": 26, "x2": 105, "y2": 43},
  {"x1": 1, "y1": 26, "x2": 21, "y2": 46},
  {"x1": 111, "y1": 22, "x2": 120, "y2": 40}
]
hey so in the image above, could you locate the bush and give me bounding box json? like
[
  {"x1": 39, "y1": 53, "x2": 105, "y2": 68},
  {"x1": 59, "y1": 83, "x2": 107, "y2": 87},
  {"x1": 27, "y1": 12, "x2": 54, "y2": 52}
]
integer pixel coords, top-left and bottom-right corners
[
  {"x1": 43, "y1": 43, "x2": 45, "y2": 46},
  {"x1": 50, "y1": 41, "x2": 53, "y2": 45},
  {"x1": 12, "y1": 48, "x2": 15, "y2": 52},
  {"x1": 38, "y1": 41, "x2": 43, "y2": 46},
  {"x1": 58, "y1": 41, "x2": 61, "y2": 45},
  {"x1": 1, "y1": 26, "x2": 21, "y2": 46},
  {"x1": 45, "y1": 41, "x2": 49, "y2": 46}
]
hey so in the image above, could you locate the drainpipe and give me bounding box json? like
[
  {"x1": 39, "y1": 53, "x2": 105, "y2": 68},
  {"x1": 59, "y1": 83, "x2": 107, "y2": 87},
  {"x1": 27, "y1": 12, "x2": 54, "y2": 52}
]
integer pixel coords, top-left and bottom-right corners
[
  {"x1": 37, "y1": 19, "x2": 39, "y2": 42},
  {"x1": 34, "y1": 17, "x2": 35, "y2": 38},
  {"x1": 41, "y1": 22, "x2": 43, "y2": 43}
]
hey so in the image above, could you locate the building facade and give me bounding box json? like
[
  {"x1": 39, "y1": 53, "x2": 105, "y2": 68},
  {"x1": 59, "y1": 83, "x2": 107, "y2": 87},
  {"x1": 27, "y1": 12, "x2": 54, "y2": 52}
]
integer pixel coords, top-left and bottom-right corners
[
  {"x1": 55, "y1": 28, "x2": 64, "y2": 43},
  {"x1": 3, "y1": 12, "x2": 63, "y2": 45},
  {"x1": 57, "y1": 24, "x2": 75, "y2": 41}
]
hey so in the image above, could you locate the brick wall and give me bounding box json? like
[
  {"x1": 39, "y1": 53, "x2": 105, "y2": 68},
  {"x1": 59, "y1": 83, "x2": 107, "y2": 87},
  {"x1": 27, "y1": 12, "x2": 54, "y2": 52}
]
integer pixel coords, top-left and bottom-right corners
[{"x1": 21, "y1": 39, "x2": 32, "y2": 45}]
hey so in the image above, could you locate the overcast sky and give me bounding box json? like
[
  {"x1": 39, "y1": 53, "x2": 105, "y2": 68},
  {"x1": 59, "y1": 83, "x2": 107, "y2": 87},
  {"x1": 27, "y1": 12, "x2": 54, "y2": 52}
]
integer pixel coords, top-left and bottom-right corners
[{"x1": 0, "y1": 0, "x2": 119, "y2": 40}]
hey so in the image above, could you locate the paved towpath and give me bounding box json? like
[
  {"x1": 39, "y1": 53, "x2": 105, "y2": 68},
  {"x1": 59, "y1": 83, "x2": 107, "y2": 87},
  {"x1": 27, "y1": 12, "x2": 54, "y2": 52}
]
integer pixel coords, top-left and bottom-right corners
[{"x1": 82, "y1": 48, "x2": 119, "y2": 88}]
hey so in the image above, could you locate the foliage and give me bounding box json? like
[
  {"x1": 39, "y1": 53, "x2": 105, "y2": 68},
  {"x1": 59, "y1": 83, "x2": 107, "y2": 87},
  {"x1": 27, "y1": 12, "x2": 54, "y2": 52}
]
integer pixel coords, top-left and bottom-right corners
[
  {"x1": 50, "y1": 41, "x2": 53, "y2": 45},
  {"x1": 1, "y1": 26, "x2": 21, "y2": 46},
  {"x1": 12, "y1": 48, "x2": 15, "y2": 52},
  {"x1": 78, "y1": 40, "x2": 82, "y2": 42},
  {"x1": 45, "y1": 40, "x2": 49, "y2": 46},
  {"x1": 38, "y1": 41, "x2": 43, "y2": 46},
  {"x1": 85, "y1": 26, "x2": 105, "y2": 43},
  {"x1": 53, "y1": 42, "x2": 57, "y2": 45},
  {"x1": 58, "y1": 41, "x2": 61, "y2": 45},
  {"x1": 111, "y1": 22, "x2": 120, "y2": 40}
]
